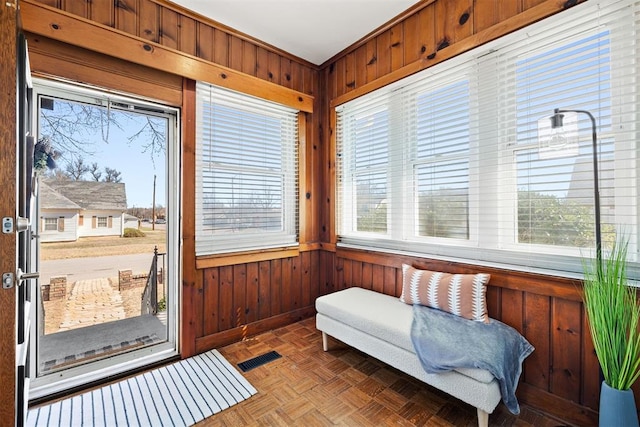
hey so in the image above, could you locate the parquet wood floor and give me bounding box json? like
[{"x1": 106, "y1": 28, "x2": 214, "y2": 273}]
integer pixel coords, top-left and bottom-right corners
[{"x1": 197, "y1": 317, "x2": 569, "y2": 426}]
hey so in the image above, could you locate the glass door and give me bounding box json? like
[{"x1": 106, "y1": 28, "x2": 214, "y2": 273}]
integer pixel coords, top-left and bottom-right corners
[{"x1": 29, "y1": 79, "x2": 180, "y2": 398}]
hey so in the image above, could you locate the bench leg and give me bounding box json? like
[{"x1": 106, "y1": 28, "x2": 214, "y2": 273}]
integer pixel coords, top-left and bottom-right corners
[
  {"x1": 477, "y1": 408, "x2": 489, "y2": 427},
  {"x1": 322, "y1": 332, "x2": 331, "y2": 351}
]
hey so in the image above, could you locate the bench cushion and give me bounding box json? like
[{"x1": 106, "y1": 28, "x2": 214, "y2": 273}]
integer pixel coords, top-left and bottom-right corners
[{"x1": 316, "y1": 287, "x2": 494, "y2": 384}]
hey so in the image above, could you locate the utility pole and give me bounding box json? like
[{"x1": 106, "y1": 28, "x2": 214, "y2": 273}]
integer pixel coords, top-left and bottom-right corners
[{"x1": 152, "y1": 174, "x2": 156, "y2": 231}]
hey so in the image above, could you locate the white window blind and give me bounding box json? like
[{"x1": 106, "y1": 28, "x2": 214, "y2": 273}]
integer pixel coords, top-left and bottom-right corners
[
  {"x1": 195, "y1": 82, "x2": 299, "y2": 255},
  {"x1": 336, "y1": 0, "x2": 640, "y2": 277}
]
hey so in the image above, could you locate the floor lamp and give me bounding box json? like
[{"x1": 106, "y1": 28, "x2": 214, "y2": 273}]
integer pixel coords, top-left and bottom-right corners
[{"x1": 538, "y1": 108, "x2": 602, "y2": 266}]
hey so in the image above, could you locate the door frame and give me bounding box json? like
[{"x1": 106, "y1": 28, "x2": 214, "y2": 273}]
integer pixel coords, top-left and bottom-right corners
[{"x1": 28, "y1": 78, "x2": 182, "y2": 399}]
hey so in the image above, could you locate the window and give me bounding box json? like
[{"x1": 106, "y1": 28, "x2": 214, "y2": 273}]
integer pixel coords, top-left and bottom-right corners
[
  {"x1": 508, "y1": 31, "x2": 616, "y2": 251},
  {"x1": 97, "y1": 216, "x2": 107, "y2": 228},
  {"x1": 336, "y1": 0, "x2": 639, "y2": 276},
  {"x1": 43, "y1": 217, "x2": 64, "y2": 232},
  {"x1": 195, "y1": 82, "x2": 299, "y2": 255},
  {"x1": 44, "y1": 218, "x2": 57, "y2": 231}
]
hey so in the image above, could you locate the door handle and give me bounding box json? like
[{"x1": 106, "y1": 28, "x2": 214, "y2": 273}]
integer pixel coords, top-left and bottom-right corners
[{"x1": 17, "y1": 268, "x2": 39, "y2": 283}]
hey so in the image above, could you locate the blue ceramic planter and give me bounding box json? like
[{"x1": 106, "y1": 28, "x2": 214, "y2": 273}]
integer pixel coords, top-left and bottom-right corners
[{"x1": 600, "y1": 381, "x2": 639, "y2": 427}]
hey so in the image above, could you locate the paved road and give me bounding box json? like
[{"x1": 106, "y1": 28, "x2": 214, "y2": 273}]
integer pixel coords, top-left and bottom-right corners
[{"x1": 40, "y1": 253, "x2": 157, "y2": 285}]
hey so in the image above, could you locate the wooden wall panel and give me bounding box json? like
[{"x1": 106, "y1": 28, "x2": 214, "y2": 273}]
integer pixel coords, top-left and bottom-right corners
[
  {"x1": 203, "y1": 268, "x2": 219, "y2": 336},
  {"x1": 354, "y1": 45, "x2": 367, "y2": 88},
  {"x1": 402, "y1": 12, "x2": 421, "y2": 65},
  {"x1": 138, "y1": 0, "x2": 159, "y2": 43},
  {"x1": 365, "y1": 39, "x2": 377, "y2": 86},
  {"x1": 256, "y1": 47, "x2": 270, "y2": 81},
  {"x1": 435, "y1": 0, "x2": 473, "y2": 47},
  {"x1": 372, "y1": 264, "x2": 384, "y2": 294},
  {"x1": 268, "y1": 51, "x2": 281, "y2": 84},
  {"x1": 334, "y1": 57, "x2": 346, "y2": 98},
  {"x1": 195, "y1": 253, "x2": 324, "y2": 349},
  {"x1": 233, "y1": 264, "x2": 247, "y2": 327},
  {"x1": 197, "y1": 23, "x2": 214, "y2": 62},
  {"x1": 291, "y1": 255, "x2": 301, "y2": 311},
  {"x1": 178, "y1": 15, "x2": 197, "y2": 56},
  {"x1": 523, "y1": 294, "x2": 551, "y2": 391},
  {"x1": 242, "y1": 41, "x2": 257, "y2": 76},
  {"x1": 258, "y1": 260, "x2": 271, "y2": 320},
  {"x1": 351, "y1": 260, "x2": 363, "y2": 289},
  {"x1": 376, "y1": 30, "x2": 392, "y2": 79},
  {"x1": 280, "y1": 57, "x2": 292, "y2": 89},
  {"x1": 345, "y1": 52, "x2": 355, "y2": 92},
  {"x1": 89, "y1": 1, "x2": 114, "y2": 27},
  {"x1": 219, "y1": 265, "x2": 234, "y2": 330},
  {"x1": 551, "y1": 298, "x2": 583, "y2": 403},
  {"x1": 115, "y1": 0, "x2": 137, "y2": 35},
  {"x1": 281, "y1": 257, "x2": 292, "y2": 313},
  {"x1": 213, "y1": 29, "x2": 229, "y2": 67},
  {"x1": 473, "y1": 0, "x2": 521, "y2": 32},
  {"x1": 501, "y1": 288, "x2": 524, "y2": 334},
  {"x1": 246, "y1": 262, "x2": 259, "y2": 324},
  {"x1": 390, "y1": 23, "x2": 404, "y2": 72},
  {"x1": 229, "y1": 36, "x2": 243, "y2": 71},
  {"x1": 301, "y1": 251, "x2": 312, "y2": 307},
  {"x1": 270, "y1": 258, "x2": 282, "y2": 315},
  {"x1": 160, "y1": 8, "x2": 178, "y2": 50},
  {"x1": 362, "y1": 262, "x2": 373, "y2": 290},
  {"x1": 61, "y1": 0, "x2": 87, "y2": 19}
]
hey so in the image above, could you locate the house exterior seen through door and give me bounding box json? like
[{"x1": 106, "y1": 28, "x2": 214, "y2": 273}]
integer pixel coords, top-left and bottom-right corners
[{"x1": 29, "y1": 79, "x2": 181, "y2": 399}]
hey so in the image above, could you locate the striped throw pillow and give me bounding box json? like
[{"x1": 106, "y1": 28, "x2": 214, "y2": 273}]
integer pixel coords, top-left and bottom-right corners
[{"x1": 400, "y1": 264, "x2": 490, "y2": 323}]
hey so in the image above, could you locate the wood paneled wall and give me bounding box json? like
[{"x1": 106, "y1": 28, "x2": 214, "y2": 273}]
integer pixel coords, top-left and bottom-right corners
[
  {"x1": 193, "y1": 250, "x2": 336, "y2": 352},
  {"x1": 319, "y1": 0, "x2": 603, "y2": 425}
]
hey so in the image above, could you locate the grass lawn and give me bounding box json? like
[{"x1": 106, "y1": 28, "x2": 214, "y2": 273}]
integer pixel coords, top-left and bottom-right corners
[{"x1": 41, "y1": 228, "x2": 167, "y2": 260}]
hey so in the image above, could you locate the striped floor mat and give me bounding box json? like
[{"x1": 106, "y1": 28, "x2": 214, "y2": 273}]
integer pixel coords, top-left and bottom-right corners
[{"x1": 27, "y1": 350, "x2": 257, "y2": 426}]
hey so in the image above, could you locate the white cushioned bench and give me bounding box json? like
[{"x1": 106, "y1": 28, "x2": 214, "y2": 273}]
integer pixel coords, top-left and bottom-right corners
[{"x1": 315, "y1": 287, "x2": 501, "y2": 427}]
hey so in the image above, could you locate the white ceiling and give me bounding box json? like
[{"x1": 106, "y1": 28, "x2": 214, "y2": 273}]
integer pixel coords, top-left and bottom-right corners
[{"x1": 170, "y1": 0, "x2": 421, "y2": 65}]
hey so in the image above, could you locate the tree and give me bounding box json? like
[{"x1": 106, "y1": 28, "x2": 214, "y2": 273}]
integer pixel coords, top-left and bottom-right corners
[
  {"x1": 39, "y1": 99, "x2": 166, "y2": 160},
  {"x1": 104, "y1": 167, "x2": 122, "y2": 183},
  {"x1": 37, "y1": 97, "x2": 167, "y2": 181},
  {"x1": 45, "y1": 169, "x2": 70, "y2": 183},
  {"x1": 89, "y1": 162, "x2": 102, "y2": 181},
  {"x1": 65, "y1": 157, "x2": 90, "y2": 180}
]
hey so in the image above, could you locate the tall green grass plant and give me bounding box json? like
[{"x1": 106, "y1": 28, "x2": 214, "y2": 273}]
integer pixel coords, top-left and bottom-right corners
[{"x1": 583, "y1": 238, "x2": 640, "y2": 390}]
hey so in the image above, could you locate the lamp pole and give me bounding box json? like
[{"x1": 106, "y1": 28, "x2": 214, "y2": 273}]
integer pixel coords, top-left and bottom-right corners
[{"x1": 550, "y1": 108, "x2": 601, "y2": 265}]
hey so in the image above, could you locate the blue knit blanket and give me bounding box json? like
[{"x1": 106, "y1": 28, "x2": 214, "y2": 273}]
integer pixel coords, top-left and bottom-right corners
[{"x1": 410, "y1": 304, "x2": 534, "y2": 414}]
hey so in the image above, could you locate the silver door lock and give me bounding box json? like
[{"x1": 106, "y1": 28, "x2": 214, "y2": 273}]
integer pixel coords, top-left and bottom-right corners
[
  {"x1": 2, "y1": 217, "x2": 13, "y2": 233},
  {"x1": 2, "y1": 272, "x2": 14, "y2": 289}
]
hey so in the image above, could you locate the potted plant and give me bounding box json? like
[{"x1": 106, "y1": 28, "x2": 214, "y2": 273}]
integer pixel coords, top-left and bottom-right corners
[{"x1": 583, "y1": 237, "x2": 640, "y2": 426}]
